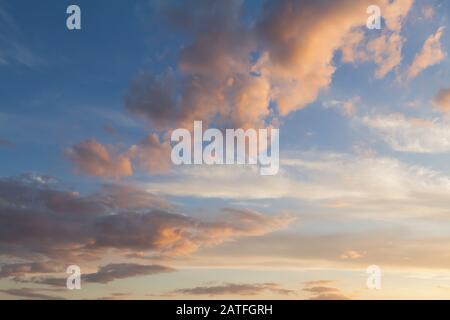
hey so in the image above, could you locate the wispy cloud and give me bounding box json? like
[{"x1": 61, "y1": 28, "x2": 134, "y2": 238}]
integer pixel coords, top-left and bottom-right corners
[
  {"x1": 303, "y1": 280, "x2": 351, "y2": 300},
  {"x1": 362, "y1": 113, "x2": 450, "y2": 153},
  {"x1": 168, "y1": 282, "x2": 294, "y2": 297}
]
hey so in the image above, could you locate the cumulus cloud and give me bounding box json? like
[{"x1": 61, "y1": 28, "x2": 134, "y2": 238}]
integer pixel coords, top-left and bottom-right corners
[
  {"x1": 125, "y1": 1, "x2": 262, "y2": 130},
  {"x1": 170, "y1": 282, "x2": 294, "y2": 296},
  {"x1": 433, "y1": 88, "x2": 450, "y2": 113},
  {"x1": 125, "y1": 0, "x2": 413, "y2": 130},
  {"x1": 362, "y1": 113, "x2": 450, "y2": 153},
  {"x1": 405, "y1": 27, "x2": 446, "y2": 80},
  {"x1": 69, "y1": 0, "x2": 414, "y2": 180}
]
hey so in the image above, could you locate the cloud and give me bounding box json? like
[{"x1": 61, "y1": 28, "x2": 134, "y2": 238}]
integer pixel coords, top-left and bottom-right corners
[
  {"x1": 126, "y1": 134, "x2": 172, "y2": 174},
  {"x1": 0, "y1": 288, "x2": 64, "y2": 300},
  {"x1": 68, "y1": 135, "x2": 173, "y2": 177},
  {"x1": 303, "y1": 280, "x2": 334, "y2": 286},
  {"x1": 362, "y1": 113, "x2": 450, "y2": 153},
  {"x1": 144, "y1": 151, "x2": 450, "y2": 204},
  {"x1": 92, "y1": 208, "x2": 294, "y2": 256},
  {"x1": 340, "y1": 250, "x2": 364, "y2": 260},
  {"x1": 367, "y1": 33, "x2": 404, "y2": 79},
  {"x1": 0, "y1": 175, "x2": 293, "y2": 265},
  {"x1": 97, "y1": 292, "x2": 131, "y2": 300},
  {"x1": 0, "y1": 138, "x2": 12, "y2": 147},
  {"x1": 199, "y1": 224, "x2": 450, "y2": 271},
  {"x1": 66, "y1": 139, "x2": 132, "y2": 178},
  {"x1": 421, "y1": 5, "x2": 434, "y2": 20},
  {"x1": 433, "y1": 88, "x2": 450, "y2": 113},
  {"x1": 125, "y1": 1, "x2": 263, "y2": 130},
  {"x1": 0, "y1": 262, "x2": 60, "y2": 278},
  {"x1": 24, "y1": 263, "x2": 175, "y2": 286},
  {"x1": 323, "y1": 97, "x2": 360, "y2": 117},
  {"x1": 303, "y1": 280, "x2": 351, "y2": 300},
  {"x1": 340, "y1": 0, "x2": 413, "y2": 79},
  {"x1": 170, "y1": 282, "x2": 294, "y2": 296},
  {"x1": 125, "y1": 0, "x2": 413, "y2": 131},
  {"x1": 72, "y1": 0, "x2": 413, "y2": 181},
  {"x1": 405, "y1": 27, "x2": 446, "y2": 80},
  {"x1": 0, "y1": 4, "x2": 41, "y2": 68}
]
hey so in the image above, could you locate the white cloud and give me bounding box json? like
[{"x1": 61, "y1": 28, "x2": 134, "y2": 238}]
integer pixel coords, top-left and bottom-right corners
[
  {"x1": 143, "y1": 151, "x2": 450, "y2": 218},
  {"x1": 362, "y1": 113, "x2": 450, "y2": 153}
]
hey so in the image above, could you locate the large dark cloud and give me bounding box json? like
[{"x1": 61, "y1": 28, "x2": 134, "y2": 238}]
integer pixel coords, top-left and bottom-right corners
[{"x1": 0, "y1": 175, "x2": 293, "y2": 271}]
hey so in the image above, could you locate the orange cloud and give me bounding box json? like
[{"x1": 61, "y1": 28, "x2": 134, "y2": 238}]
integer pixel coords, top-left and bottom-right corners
[
  {"x1": 433, "y1": 88, "x2": 450, "y2": 113},
  {"x1": 66, "y1": 139, "x2": 132, "y2": 178},
  {"x1": 126, "y1": 0, "x2": 414, "y2": 128},
  {"x1": 406, "y1": 27, "x2": 446, "y2": 80},
  {"x1": 127, "y1": 134, "x2": 172, "y2": 174}
]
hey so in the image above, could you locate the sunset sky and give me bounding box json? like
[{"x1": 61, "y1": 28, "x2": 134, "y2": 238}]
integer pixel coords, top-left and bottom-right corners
[{"x1": 1, "y1": 0, "x2": 450, "y2": 300}]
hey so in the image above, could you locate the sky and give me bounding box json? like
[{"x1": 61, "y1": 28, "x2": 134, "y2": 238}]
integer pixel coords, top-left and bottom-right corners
[{"x1": 1, "y1": 0, "x2": 450, "y2": 300}]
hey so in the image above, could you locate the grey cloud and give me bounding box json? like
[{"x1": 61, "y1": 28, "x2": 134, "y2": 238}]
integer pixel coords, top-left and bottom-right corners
[
  {"x1": 22, "y1": 263, "x2": 175, "y2": 286},
  {"x1": 0, "y1": 138, "x2": 12, "y2": 146},
  {"x1": 84, "y1": 263, "x2": 175, "y2": 284},
  {"x1": 171, "y1": 282, "x2": 294, "y2": 296},
  {"x1": 0, "y1": 175, "x2": 293, "y2": 266},
  {"x1": 0, "y1": 288, "x2": 65, "y2": 300},
  {"x1": 0, "y1": 262, "x2": 61, "y2": 279}
]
